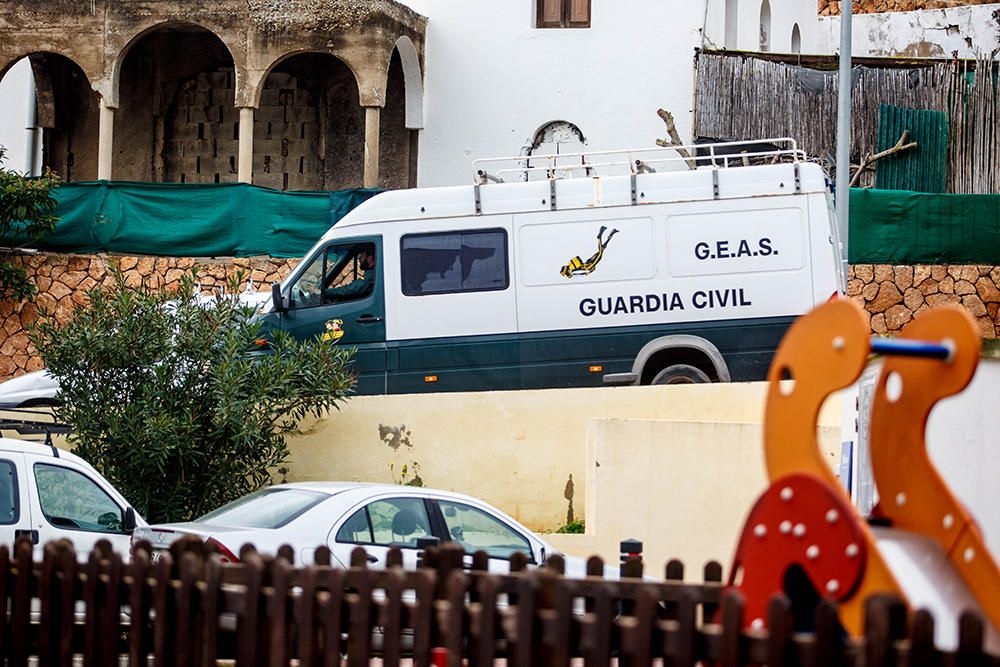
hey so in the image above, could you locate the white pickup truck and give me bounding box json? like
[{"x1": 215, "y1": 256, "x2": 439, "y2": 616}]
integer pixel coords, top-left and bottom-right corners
[{"x1": 0, "y1": 437, "x2": 144, "y2": 559}]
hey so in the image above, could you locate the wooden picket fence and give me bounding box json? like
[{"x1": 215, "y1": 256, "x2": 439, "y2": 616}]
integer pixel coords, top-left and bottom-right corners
[{"x1": 0, "y1": 536, "x2": 997, "y2": 666}]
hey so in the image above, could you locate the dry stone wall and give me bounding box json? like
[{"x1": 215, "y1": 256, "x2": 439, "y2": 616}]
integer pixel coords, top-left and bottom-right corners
[
  {"x1": 0, "y1": 253, "x2": 299, "y2": 379},
  {"x1": 847, "y1": 264, "x2": 1000, "y2": 337},
  {"x1": 820, "y1": 0, "x2": 998, "y2": 15}
]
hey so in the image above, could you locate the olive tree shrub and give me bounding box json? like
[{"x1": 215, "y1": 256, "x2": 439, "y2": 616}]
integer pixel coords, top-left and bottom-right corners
[
  {"x1": 30, "y1": 270, "x2": 355, "y2": 523},
  {"x1": 0, "y1": 146, "x2": 60, "y2": 300}
]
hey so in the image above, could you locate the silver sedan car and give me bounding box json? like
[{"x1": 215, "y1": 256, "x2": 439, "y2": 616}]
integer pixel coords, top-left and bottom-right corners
[{"x1": 133, "y1": 482, "x2": 591, "y2": 576}]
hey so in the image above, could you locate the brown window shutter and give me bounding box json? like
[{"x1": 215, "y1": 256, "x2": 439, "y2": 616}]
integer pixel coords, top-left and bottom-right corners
[
  {"x1": 538, "y1": 0, "x2": 563, "y2": 27},
  {"x1": 567, "y1": 0, "x2": 590, "y2": 26}
]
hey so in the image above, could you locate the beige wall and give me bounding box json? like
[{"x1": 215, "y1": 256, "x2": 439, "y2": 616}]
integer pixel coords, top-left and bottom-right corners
[
  {"x1": 547, "y1": 418, "x2": 840, "y2": 581},
  {"x1": 286, "y1": 382, "x2": 844, "y2": 571}
]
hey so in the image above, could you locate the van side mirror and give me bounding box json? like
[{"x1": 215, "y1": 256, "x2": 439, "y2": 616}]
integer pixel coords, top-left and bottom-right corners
[
  {"x1": 123, "y1": 507, "x2": 136, "y2": 532},
  {"x1": 271, "y1": 283, "x2": 286, "y2": 313}
]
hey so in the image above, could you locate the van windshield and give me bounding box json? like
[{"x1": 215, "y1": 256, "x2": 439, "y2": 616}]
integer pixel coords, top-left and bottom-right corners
[{"x1": 198, "y1": 488, "x2": 327, "y2": 529}]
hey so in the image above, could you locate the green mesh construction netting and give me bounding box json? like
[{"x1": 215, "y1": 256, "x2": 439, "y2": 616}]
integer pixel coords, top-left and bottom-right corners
[
  {"x1": 28, "y1": 181, "x2": 380, "y2": 258},
  {"x1": 849, "y1": 188, "x2": 1000, "y2": 265},
  {"x1": 22, "y1": 182, "x2": 1000, "y2": 266}
]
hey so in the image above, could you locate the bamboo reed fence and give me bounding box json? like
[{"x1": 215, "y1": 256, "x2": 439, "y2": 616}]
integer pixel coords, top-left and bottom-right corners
[
  {"x1": 2, "y1": 536, "x2": 999, "y2": 666},
  {"x1": 694, "y1": 50, "x2": 999, "y2": 193}
]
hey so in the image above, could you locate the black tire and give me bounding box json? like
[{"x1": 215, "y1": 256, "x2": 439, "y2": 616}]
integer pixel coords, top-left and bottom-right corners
[{"x1": 650, "y1": 364, "x2": 711, "y2": 385}]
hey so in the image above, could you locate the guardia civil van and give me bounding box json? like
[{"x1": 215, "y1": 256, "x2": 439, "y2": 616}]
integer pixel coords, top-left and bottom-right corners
[{"x1": 257, "y1": 140, "x2": 843, "y2": 394}]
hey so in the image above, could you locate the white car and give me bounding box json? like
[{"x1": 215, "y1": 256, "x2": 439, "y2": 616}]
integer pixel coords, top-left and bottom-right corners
[
  {"x1": 134, "y1": 482, "x2": 597, "y2": 576},
  {"x1": 0, "y1": 437, "x2": 146, "y2": 560},
  {"x1": 0, "y1": 369, "x2": 59, "y2": 409}
]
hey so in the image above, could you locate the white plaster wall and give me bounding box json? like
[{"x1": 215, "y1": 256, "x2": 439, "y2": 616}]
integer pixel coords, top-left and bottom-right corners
[
  {"x1": 0, "y1": 58, "x2": 35, "y2": 174},
  {"x1": 397, "y1": 1, "x2": 708, "y2": 187},
  {"x1": 731, "y1": 0, "x2": 821, "y2": 53},
  {"x1": 927, "y1": 358, "x2": 1000, "y2": 559},
  {"x1": 817, "y1": 5, "x2": 1000, "y2": 58}
]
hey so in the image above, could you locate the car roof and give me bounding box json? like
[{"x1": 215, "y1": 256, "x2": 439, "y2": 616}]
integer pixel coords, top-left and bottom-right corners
[
  {"x1": 278, "y1": 481, "x2": 475, "y2": 501},
  {"x1": 0, "y1": 436, "x2": 90, "y2": 466},
  {"x1": 279, "y1": 482, "x2": 551, "y2": 549},
  {"x1": 275, "y1": 482, "x2": 528, "y2": 514}
]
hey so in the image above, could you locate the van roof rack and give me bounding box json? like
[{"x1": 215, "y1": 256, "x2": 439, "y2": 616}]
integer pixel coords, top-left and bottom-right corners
[
  {"x1": 472, "y1": 137, "x2": 805, "y2": 185},
  {"x1": 0, "y1": 408, "x2": 72, "y2": 437}
]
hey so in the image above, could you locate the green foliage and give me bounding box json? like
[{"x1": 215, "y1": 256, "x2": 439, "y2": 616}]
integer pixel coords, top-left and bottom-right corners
[
  {"x1": 29, "y1": 268, "x2": 356, "y2": 523},
  {"x1": 0, "y1": 146, "x2": 60, "y2": 300},
  {"x1": 555, "y1": 519, "x2": 585, "y2": 534}
]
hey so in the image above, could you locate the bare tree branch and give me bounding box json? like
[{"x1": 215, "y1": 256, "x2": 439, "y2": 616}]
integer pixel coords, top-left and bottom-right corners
[{"x1": 655, "y1": 109, "x2": 697, "y2": 170}]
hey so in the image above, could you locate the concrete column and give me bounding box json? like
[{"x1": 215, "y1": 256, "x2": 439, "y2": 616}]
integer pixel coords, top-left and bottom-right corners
[
  {"x1": 238, "y1": 107, "x2": 255, "y2": 184},
  {"x1": 364, "y1": 106, "x2": 381, "y2": 188},
  {"x1": 97, "y1": 98, "x2": 115, "y2": 180}
]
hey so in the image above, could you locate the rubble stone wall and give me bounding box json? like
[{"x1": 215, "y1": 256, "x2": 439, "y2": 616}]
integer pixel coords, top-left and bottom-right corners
[
  {"x1": 847, "y1": 264, "x2": 1000, "y2": 337},
  {"x1": 820, "y1": 0, "x2": 998, "y2": 15},
  {"x1": 0, "y1": 253, "x2": 299, "y2": 379}
]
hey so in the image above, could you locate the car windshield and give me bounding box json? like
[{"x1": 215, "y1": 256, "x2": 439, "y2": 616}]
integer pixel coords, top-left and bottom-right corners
[{"x1": 197, "y1": 488, "x2": 327, "y2": 529}]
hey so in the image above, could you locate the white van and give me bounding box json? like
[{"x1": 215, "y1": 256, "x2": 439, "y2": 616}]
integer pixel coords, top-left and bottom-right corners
[
  {"x1": 0, "y1": 437, "x2": 144, "y2": 559},
  {"x1": 257, "y1": 140, "x2": 843, "y2": 394}
]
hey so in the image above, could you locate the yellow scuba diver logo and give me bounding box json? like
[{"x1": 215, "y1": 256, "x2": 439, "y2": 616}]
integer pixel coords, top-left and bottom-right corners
[
  {"x1": 322, "y1": 319, "x2": 345, "y2": 342},
  {"x1": 561, "y1": 226, "x2": 619, "y2": 279}
]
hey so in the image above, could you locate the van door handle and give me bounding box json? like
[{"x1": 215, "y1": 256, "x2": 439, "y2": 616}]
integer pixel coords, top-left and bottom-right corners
[
  {"x1": 14, "y1": 529, "x2": 38, "y2": 545},
  {"x1": 356, "y1": 315, "x2": 383, "y2": 324}
]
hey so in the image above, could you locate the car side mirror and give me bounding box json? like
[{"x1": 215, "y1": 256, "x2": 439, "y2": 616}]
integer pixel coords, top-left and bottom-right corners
[
  {"x1": 123, "y1": 507, "x2": 136, "y2": 532},
  {"x1": 271, "y1": 283, "x2": 286, "y2": 313}
]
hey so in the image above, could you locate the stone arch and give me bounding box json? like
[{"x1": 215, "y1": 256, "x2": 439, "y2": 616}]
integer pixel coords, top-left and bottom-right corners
[
  {"x1": 0, "y1": 49, "x2": 94, "y2": 89},
  {"x1": 251, "y1": 50, "x2": 363, "y2": 110},
  {"x1": 392, "y1": 36, "x2": 424, "y2": 130},
  {"x1": 0, "y1": 52, "x2": 100, "y2": 180},
  {"x1": 252, "y1": 51, "x2": 367, "y2": 190},
  {"x1": 108, "y1": 20, "x2": 242, "y2": 107},
  {"x1": 378, "y1": 47, "x2": 416, "y2": 189},
  {"x1": 791, "y1": 23, "x2": 802, "y2": 53},
  {"x1": 110, "y1": 24, "x2": 238, "y2": 182},
  {"x1": 759, "y1": 0, "x2": 772, "y2": 52}
]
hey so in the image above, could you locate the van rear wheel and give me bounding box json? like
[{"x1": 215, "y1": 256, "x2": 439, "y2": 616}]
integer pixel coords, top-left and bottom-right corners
[{"x1": 651, "y1": 364, "x2": 711, "y2": 385}]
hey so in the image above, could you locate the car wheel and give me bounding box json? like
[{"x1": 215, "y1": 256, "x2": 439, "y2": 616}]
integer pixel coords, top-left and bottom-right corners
[{"x1": 650, "y1": 364, "x2": 711, "y2": 385}]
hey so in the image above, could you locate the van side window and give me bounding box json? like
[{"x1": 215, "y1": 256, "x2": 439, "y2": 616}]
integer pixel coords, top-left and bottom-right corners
[
  {"x1": 401, "y1": 230, "x2": 508, "y2": 296},
  {"x1": 0, "y1": 460, "x2": 18, "y2": 525},
  {"x1": 33, "y1": 464, "x2": 125, "y2": 533}
]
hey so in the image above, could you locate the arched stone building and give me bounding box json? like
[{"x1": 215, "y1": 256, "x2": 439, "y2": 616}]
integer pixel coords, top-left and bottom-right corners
[{"x1": 0, "y1": 0, "x2": 426, "y2": 190}]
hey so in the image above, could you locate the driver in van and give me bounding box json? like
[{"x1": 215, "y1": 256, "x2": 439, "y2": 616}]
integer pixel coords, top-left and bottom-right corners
[{"x1": 325, "y1": 248, "x2": 376, "y2": 301}]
